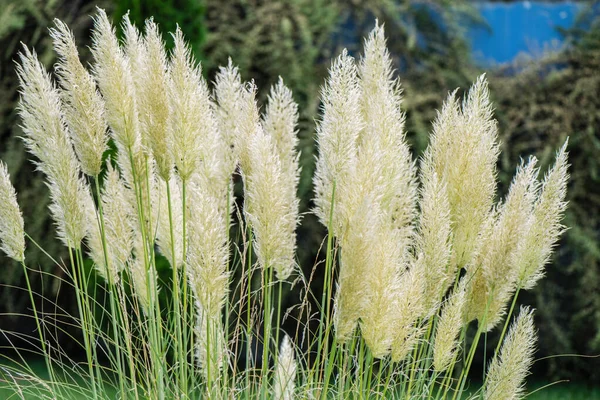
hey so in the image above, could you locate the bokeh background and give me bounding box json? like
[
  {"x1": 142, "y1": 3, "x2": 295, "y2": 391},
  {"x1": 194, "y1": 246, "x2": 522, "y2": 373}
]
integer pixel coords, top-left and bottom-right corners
[{"x1": 1, "y1": 0, "x2": 599, "y2": 393}]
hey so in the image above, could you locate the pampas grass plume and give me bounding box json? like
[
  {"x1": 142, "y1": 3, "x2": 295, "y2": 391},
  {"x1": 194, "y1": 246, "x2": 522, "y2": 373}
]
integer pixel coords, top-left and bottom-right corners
[
  {"x1": 50, "y1": 19, "x2": 107, "y2": 177},
  {"x1": 484, "y1": 307, "x2": 536, "y2": 400},
  {"x1": 0, "y1": 163, "x2": 25, "y2": 262}
]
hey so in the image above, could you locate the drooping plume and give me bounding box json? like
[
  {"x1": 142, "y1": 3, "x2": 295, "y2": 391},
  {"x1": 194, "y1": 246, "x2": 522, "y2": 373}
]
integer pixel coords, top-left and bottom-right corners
[
  {"x1": 0, "y1": 163, "x2": 25, "y2": 262},
  {"x1": 50, "y1": 19, "x2": 108, "y2": 177},
  {"x1": 516, "y1": 140, "x2": 569, "y2": 290},
  {"x1": 17, "y1": 46, "x2": 91, "y2": 248}
]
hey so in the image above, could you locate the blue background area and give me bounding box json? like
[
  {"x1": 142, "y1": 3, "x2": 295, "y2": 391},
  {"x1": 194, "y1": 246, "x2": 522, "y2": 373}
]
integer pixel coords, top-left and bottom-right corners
[{"x1": 468, "y1": 1, "x2": 584, "y2": 65}]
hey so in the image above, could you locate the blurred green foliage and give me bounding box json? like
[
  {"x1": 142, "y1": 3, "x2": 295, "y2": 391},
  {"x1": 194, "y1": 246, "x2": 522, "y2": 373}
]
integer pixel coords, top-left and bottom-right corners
[
  {"x1": 490, "y1": 10, "x2": 600, "y2": 383},
  {"x1": 112, "y1": 0, "x2": 206, "y2": 56}
]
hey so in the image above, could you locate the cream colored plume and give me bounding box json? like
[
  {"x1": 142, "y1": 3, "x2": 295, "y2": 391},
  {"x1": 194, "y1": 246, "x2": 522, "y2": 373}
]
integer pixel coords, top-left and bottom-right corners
[
  {"x1": 433, "y1": 281, "x2": 466, "y2": 372},
  {"x1": 138, "y1": 19, "x2": 172, "y2": 181},
  {"x1": 91, "y1": 9, "x2": 140, "y2": 153},
  {"x1": 50, "y1": 19, "x2": 107, "y2": 177},
  {"x1": 235, "y1": 82, "x2": 261, "y2": 176},
  {"x1": 391, "y1": 266, "x2": 426, "y2": 362},
  {"x1": 273, "y1": 335, "x2": 296, "y2": 400},
  {"x1": 333, "y1": 197, "x2": 373, "y2": 342},
  {"x1": 194, "y1": 299, "x2": 227, "y2": 381},
  {"x1": 186, "y1": 182, "x2": 230, "y2": 318},
  {"x1": 473, "y1": 158, "x2": 540, "y2": 330},
  {"x1": 427, "y1": 76, "x2": 499, "y2": 270},
  {"x1": 129, "y1": 234, "x2": 157, "y2": 315},
  {"x1": 358, "y1": 214, "x2": 403, "y2": 358},
  {"x1": 313, "y1": 50, "x2": 361, "y2": 235},
  {"x1": 156, "y1": 175, "x2": 184, "y2": 270},
  {"x1": 214, "y1": 60, "x2": 243, "y2": 175},
  {"x1": 416, "y1": 151, "x2": 453, "y2": 314},
  {"x1": 168, "y1": 27, "x2": 213, "y2": 182},
  {"x1": 243, "y1": 125, "x2": 298, "y2": 280},
  {"x1": 484, "y1": 307, "x2": 536, "y2": 400},
  {"x1": 358, "y1": 22, "x2": 416, "y2": 236},
  {"x1": 263, "y1": 78, "x2": 300, "y2": 181},
  {"x1": 87, "y1": 164, "x2": 134, "y2": 283},
  {"x1": 16, "y1": 46, "x2": 91, "y2": 248},
  {"x1": 516, "y1": 140, "x2": 569, "y2": 290},
  {"x1": 0, "y1": 163, "x2": 25, "y2": 262}
]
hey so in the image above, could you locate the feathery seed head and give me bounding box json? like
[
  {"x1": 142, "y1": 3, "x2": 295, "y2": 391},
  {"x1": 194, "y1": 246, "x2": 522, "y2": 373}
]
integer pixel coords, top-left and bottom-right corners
[
  {"x1": 427, "y1": 75, "x2": 499, "y2": 270},
  {"x1": 391, "y1": 265, "x2": 427, "y2": 362},
  {"x1": 139, "y1": 19, "x2": 172, "y2": 181},
  {"x1": 168, "y1": 27, "x2": 213, "y2": 182},
  {"x1": 313, "y1": 50, "x2": 362, "y2": 235},
  {"x1": 274, "y1": 335, "x2": 297, "y2": 400},
  {"x1": 359, "y1": 217, "x2": 404, "y2": 358},
  {"x1": 358, "y1": 23, "x2": 417, "y2": 236},
  {"x1": 263, "y1": 77, "x2": 300, "y2": 180},
  {"x1": 478, "y1": 157, "x2": 540, "y2": 329},
  {"x1": 91, "y1": 9, "x2": 140, "y2": 152},
  {"x1": 516, "y1": 140, "x2": 569, "y2": 290},
  {"x1": 87, "y1": 164, "x2": 134, "y2": 283},
  {"x1": 17, "y1": 46, "x2": 91, "y2": 248},
  {"x1": 416, "y1": 152, "x2": 453, "y2": 314},
  {"x1": 194, "y1": 300, "x2": 227, "y2": 380},
  {"x1": 186, "y1": 182, "x2": 230, "y2": 317},
  {"x1": 50, "y1": 19, "x2": 108, "y2": 176},
  {"x1": 433, "y1": 281, "x2": 467, "y2": 372},
  {"x1": 244, "y1": 128, "x2": 298, "y2": 280},
  {"x1": 156, "y1": 175, "x2": 184, "y2": 270},
  {"x1": 484, "y1": 307, "x2": 536, "y2": 400},
  {"x1": 214, "y1": 59, "x2": 243, "y2": 174},
  {"x1": 0, "y1": 163, "x2": 25, "y2": 262}
]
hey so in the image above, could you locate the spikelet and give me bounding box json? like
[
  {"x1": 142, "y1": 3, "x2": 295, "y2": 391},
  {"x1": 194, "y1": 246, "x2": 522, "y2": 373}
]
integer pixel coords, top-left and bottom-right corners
[
  {"x1": 168, "y1": 27, "x2": 212, "y2": 182},
  {"x1": 516, "y1": 140, "x2": 569, "y2": 290},
  {"x1": 273, "y1": 335, "x2": 296, "y2": 400},
  {"x1": 313, "y1": 50, "x2": 361, "y2": 236},
  {"x1": 50, "y1": 19, "x2": 107, "y2": 177},
  {"x1": 358, "y1": 22, "x2": 417, "y2": 236},
  {"x1": 416, "y1": 151, "x2": 453, "y2": 314},
  {"x1": 243, "y1": 126, "x2": 298, "y2": 280},
  {"x1": 91, "y1": 9, "x2": 140, "y2": 152},
  {"x1": 214, "y1": 60, "x2": 244, "y2": 175},
  {"x1": 16, "y1": 46, "x2": 90, "y2": 248},
  {"x1": 138, "y1": 19, "x2": 172, "y2": 181},
  {"x1": 427, "y1": 76, "x2": 499, "y2": 270},
  {"x1": 433, "y1": 281, "x2": 467, "y2": 372},
  {"x1": 156, "y1": 175, "x2": 184, "y2": 270},
  {"x1": 87, "y1": 164, "x2": 134, "y2": 283},
  {"x1": 484, "y1": 307, "x2": 536, "y2": 400},
  {"x1": 0, "y1": 163, "x2": 25, "y2": 262}
]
